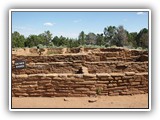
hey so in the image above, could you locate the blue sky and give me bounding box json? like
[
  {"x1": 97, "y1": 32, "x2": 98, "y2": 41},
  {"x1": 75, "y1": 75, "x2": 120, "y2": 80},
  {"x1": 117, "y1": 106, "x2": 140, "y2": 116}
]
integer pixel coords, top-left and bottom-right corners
[{"x1": 12, "y1": 11, "x2": 148, "y2": 39}]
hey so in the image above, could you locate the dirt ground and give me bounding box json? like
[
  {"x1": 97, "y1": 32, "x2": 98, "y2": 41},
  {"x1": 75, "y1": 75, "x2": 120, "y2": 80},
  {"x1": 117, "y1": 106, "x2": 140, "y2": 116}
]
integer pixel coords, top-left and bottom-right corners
[{"x1": 12, "y1": 94, "x2": 148, "y2": 109}]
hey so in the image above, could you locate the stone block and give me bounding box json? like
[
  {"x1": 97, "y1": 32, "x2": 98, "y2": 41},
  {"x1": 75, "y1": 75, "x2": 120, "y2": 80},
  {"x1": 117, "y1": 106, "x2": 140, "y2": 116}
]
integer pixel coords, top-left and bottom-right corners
[
  {"x1": 58, "y1": 90, "x2": 72, "y2": 93},
  {"x1": 119, "y1": 91, "x2": 132, "y2": 95},
  {"x1": 23, "y1": 81, "x2": 37, "y2": 85},
  {"x1": 35, "y1": 62, "x2": 49, "y2": 65},
  {"x1": 76, "y1": 81, "x2": 96, "y2": 85},
  {"x1": 38, "y1": 80, "x2": 51, "y2": 84},
  {"x1": 118, "y1": 83, "x2": 130, "y2": 86},
  {"x1": 136, "y1": 72, "x2": 148, "y2": 76},
  {"x1": 29, "y1": 93, "x2": 42, "y2": 97},
  {"x1": 108, "y1": 84, "x2": 114, "y2": 87},
  {"x1": 129, "y1": 79, "x2": 135, "y2": 82},
  {"x1": 12, "y1": 74, "x2": 16, "y2": 78},
  {"x1": 58, "y1": 74, "x2": 68, "y2": 78},
  {"x1": 12, "y1": 88, "x2": 26, "y2": 93},
  {"x1": 46, "y1": 74, "x2": 58, "y2": 77},
  {"x1": 95, "y1": 84, "x2": 107, "y2": 87},
  {"x1": 75, "y1": 88, "x2": 90, "y2": 91},
  {"x1": 27, "y1": 77, "x2": 40, "y2": 81},
  {"x1": 57, "y1": 84, "x2": 68, "y2": 87},
  {"x1": 12, "y1": 83, "x2": 22, "y2": 86},
  {"x1": 70, "y1": 85, "x2": 86, "y2": 88},
  {"x1": 122, "y1": 76, "x2": 134, "y2": 80},
  {"x1": 114, "y1": 77, "x2": 122, "y2": 80},
  {"x1": 44, "y1": 92, "x2": 54, "y2": 96},
  {"x1": 97, "y1": 81, "x2": 109, "y2": 84},
  {"x1": 83, "y1": 74, "x2": 96, "y2": 78},
  {"x1": 35, "y1": 90, "x2": 46, "y2": 93},
  {"x1": 26, "y1": 88, "x2": 35, "y2": 92},
  {"x1": 37, "y1": 86, "x2": 45, "y2": 89},
  {"x1": 130, "y1": 82, "x2": 141, "y2": 86},
  {"x1": 90, "y1": 87, "x2": 97, "y2": 91},
  {"x1": 14, "y1": 93, "x2": 29, "y2": 97},
  {"x1": 107, "y1": 76, "x2": 114, "y2": 80},
  {"x1": 135, "y1": 77, "x2": 142, "y2": 82},
  {"x1": 46, "y1": 88, "x2": 56, "y2": 92},
  {"x1": 109, "y1": 92, "x2": 119, "y2": 96},
  {"x1": 112, "y1": 83, "x2": 117, "y2": 87},
  {"x1": 139, "y1": 55, "x2": 148, "y2": 62},
  {"x1": 70, "y1": 79, "x2": 84, "y2": 82},
  {"x1": 100, "y1": 76, "x2": 113, "y2": 81},
  {"x1": 96, "y1": 73, "x2": 111, "y2": 78},
  {"x1": 15, "y1": 74, "x2": 28, "y2": 78},
  {"x1": 98, "y1": 93, "x2": 108, "y2": 96},
  {"x1": 118, "y1": 80, "x2": 123, "y2": 83},
  {"x1": 125, "y1": 72, "x2": 135, "y2": 76},
  {"x1": 129, "y1": 90, "x2": 141, "y2": 94},
  {"x1": 29, "y1": 85, "x2": 38, "y2": 88},
  {"x1": 82, "y1": 91, "x2": 96, "y2": 94},
  {"x1": 28, "y1": 63, "x2": 35, "y2": 66},
  {"x1": 12, "y1": 79, "x2": 24, "y2": 83},
  {"x1": 45, "y1": 83, "x2": 53, "y2": 87},
  {"x1": 113, "y1": 90, "x2": 123, "y2": 93},
  {"x1": 12, "y1": 92, "x2": 15, "y2": 97},
  {"x1": 55, "y1": 87, "x2": 71, "y2": 90},
  {"x1": 28, "y1": 74, "x2": 46, "y2": 77},
  {"x1": 85, "y1": 85, "x2": 95, "y2": 88},
  {"x1": 138, "y1": 88, "x2": 148, "y2": 91},
  {"x1": 141, "y1": 81, "x2": 148, "y2": 85},
  {"x1": 110, "y1": 73, "x2": 125, "y2": 77},
  {"x1": 20, "y1": 85, "x2": 30, "y2": 88},
  {"x1": 106, "y1": 86, "x2": 127, "y2": 91},
  {"x1": 72, "y1": 74, "x2": 84, "y2": 78}
]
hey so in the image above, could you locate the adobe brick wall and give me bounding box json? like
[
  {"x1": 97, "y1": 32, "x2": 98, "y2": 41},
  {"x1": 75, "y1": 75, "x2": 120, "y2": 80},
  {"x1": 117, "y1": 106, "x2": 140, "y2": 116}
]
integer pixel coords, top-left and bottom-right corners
[{"x1": 12, "y1": 48, "x2": 149, "y2": 97}]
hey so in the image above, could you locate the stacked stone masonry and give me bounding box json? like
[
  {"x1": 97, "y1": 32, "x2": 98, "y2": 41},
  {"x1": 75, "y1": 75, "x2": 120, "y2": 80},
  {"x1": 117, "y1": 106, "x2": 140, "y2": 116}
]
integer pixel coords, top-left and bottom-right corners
[{"x1": 12, "y1": 48, "x2": 148, "y2": 97}]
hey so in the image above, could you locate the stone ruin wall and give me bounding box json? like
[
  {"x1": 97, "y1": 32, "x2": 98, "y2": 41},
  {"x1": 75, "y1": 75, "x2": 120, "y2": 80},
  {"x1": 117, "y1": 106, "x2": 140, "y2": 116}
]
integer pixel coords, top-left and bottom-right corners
[{"x1": 12, "y1": 47, "x2": 148, "y2": 97}]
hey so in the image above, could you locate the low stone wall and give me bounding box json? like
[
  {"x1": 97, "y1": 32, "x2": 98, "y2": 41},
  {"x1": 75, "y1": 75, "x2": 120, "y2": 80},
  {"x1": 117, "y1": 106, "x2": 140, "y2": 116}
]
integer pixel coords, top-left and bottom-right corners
[
  {"x1": 12, "y1": 72, "x2": 148, "y2": 97},
  {"x1": 12, "y1": 62, "x2": 148, "y2": 74},
  {"x1": 12, "y1": 48, "x2": 149, "y2": 97},
  {"x1": 12, "y1": 51, "x2": 148, "y2": 63}
]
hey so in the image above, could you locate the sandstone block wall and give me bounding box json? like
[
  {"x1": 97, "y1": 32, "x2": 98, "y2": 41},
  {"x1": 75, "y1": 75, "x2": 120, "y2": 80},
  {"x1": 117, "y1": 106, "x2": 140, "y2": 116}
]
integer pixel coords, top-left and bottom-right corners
[
  {"x1": 12, "y1": 48, "x2": 149, "y2": 97},
  {"x1": 12, "y1": 73, "x2": 148, "y2": 97}
]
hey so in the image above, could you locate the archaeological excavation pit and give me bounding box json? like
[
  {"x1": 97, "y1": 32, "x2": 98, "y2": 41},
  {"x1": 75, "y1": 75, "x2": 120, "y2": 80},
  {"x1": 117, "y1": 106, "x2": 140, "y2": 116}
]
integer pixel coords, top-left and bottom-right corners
[{"x1": 12, "y1": 47, "x2": 148, "y2": 97}]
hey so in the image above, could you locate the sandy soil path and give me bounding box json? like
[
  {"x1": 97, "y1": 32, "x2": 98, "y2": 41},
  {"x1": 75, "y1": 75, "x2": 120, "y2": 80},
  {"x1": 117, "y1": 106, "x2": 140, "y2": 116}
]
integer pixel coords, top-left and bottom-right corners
[{"x1": 12, "y1": 94, "x2": 148, "y2": 109}]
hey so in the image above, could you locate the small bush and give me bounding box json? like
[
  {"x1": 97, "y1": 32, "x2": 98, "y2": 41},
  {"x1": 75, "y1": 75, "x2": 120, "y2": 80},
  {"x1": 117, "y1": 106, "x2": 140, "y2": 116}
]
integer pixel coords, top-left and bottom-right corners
[
  {"x1": 37, "y1": 44, "x2": 44, "y2": 49},
  {"x1": 105, "y1": 43, "x2": 110, "y2": 48},
  {"x1": 31, "y1": 46, "x2": 37, "y2": 48},
  {"x1": 96, "y1": 87, "x2": 103, "y2": 95},
  {"x1": 136, "y1": 47, "x2": 143, "y2": 50}
]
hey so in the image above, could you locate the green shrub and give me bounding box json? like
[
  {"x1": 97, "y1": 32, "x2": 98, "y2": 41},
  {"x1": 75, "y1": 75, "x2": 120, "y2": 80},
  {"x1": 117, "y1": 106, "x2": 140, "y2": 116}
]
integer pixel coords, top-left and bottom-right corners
[
  {"x1": 105, "y1": 43, "x2": 110, "y2": 48},
  {"x1": 96, "y1": 87, "x2": 103, "y2": 95}
]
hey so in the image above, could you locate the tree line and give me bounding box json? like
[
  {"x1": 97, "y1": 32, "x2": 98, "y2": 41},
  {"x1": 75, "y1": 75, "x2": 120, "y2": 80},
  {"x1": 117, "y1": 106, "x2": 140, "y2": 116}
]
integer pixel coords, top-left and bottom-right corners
[{"x1": 12, "y1": 25, "x2": 149, "y2": 49}]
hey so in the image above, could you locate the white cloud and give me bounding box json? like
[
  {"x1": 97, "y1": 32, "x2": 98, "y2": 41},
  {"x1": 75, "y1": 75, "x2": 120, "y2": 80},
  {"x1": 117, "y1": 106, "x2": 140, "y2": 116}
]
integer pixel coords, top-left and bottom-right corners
[
  {"x1": 136, "y1": 12, "x2": 144, "y2": 15},
  {"x1": 73, "y1": 19, "x2": 82, "y2": 23},
  {"x1": 43, "y1": 22, "x2": 55, "y2": 26}
]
